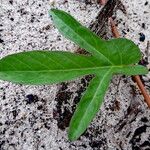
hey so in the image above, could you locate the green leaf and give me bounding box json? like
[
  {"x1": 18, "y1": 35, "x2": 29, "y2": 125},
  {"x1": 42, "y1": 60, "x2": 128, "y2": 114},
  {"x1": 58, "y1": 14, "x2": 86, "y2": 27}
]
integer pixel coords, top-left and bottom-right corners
[
  {"x1": 68, "y1": 69, "x2": 112, "y2": 141},
  {"x1": 113, "y1": 65, "x2": 148, "y2": 75},
  {"x1": 0, "y1": 9, "x2": 148, "y2": 141},
  {"x1": 0, "y1": 51, "x2": 147, "y2": 84},
  {"x1": 50, "y1": 9, "x2": 141, "y2": 65},
  {"x1": 68, "y1": 65, "x2": 147, "y2": 141},
  {"x1": 49, "y1": 9, "x2": 110, "y2": 65},
  {"x1": 106, "y1": 38, "x2": 141, "y2": 65},
  {"x1": 0, "y1": 51, "x2": 104, "y2": 84}
]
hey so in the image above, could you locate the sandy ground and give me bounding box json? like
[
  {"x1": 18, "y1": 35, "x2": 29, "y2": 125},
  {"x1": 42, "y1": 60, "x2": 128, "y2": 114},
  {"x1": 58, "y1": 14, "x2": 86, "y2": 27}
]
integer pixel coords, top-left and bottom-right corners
[{"x1": 0, "y1": 0, "x2": 150, "y2": 149}]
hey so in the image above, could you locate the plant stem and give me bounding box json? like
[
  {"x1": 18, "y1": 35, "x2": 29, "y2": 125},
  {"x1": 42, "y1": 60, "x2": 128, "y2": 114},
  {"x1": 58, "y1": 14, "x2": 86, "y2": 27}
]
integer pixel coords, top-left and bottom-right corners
[{"x1": 109, "y1": 17, "x2": 150, "y2": 108}]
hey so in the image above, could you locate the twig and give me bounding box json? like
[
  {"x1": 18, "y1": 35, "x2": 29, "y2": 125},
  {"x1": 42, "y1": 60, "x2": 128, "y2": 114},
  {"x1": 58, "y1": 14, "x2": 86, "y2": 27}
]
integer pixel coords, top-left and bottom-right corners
[
  {"x1": 109, "y1": 17, "x2": 150, "y2": 108},
  {"x1": 109, "y1": 17, "x2": 120, "y2": 38}
]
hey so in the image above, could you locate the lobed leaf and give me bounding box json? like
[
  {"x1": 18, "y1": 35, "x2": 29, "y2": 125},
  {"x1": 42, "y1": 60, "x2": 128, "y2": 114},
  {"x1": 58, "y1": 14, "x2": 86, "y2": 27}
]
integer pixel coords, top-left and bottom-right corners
[{"x1": 0, "y1": 9, "x2": 148, "y2": 142}]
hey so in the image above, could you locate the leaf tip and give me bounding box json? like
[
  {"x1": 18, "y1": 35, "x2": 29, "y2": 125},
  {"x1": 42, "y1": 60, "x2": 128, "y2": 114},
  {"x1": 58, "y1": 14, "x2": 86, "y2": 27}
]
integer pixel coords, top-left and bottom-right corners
[
  {"x1": 49, "y1": 8, "x2": 57, "y2": 18},
  {"x1": 49, "y1": 9, "x2": 53, "y2": 15},
  {"x1": 68, "y1": 130, "x2": 78, "y2": 141},
  {"x1": 143, "y1": 66, "x2": 149, "y2": 74}
]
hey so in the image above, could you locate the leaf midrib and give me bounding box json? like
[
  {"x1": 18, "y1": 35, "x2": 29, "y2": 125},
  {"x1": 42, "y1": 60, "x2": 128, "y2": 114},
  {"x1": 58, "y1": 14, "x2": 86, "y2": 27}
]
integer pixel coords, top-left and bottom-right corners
[
  {"x1": 0, "y1": 65, "x2": 128, "y2": 72},
  {"x1": 52, "y1": 11, "x2": 114, "y2": 65}
]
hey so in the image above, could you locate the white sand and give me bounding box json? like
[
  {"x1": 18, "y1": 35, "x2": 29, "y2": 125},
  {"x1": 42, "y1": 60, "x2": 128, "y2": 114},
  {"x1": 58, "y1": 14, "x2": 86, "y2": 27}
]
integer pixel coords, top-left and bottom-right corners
[{"x1": 0, "y1": 0, "x2": 150, "y2": 149}]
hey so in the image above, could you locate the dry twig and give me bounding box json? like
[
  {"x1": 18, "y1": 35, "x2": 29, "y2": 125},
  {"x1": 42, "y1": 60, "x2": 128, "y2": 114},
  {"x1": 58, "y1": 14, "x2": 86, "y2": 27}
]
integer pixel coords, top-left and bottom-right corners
[{"x1": 109, "y1": 17, "x2": 150, "y2": 108}]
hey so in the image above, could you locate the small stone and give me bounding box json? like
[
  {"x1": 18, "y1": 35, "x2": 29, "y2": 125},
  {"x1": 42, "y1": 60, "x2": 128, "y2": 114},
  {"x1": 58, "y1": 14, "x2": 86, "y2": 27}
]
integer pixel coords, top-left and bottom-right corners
[
  {"x1": 26, "y1": 94, "x2": 38, "y2": 104},
  {"x1": 139, "y1": 33, "x2": 145, "y2": 42},
  {"x1": 142, "y1": 23, "x2": 145, "y2": 29},
  {"x1": 37, "y1": 105, "x2": 43, "y2": 110},
  {"x1": 145, "y1": 1, "x2": 148, "y2": 5},
  {"x1": 9, "y1": 0, "x2": 13, "y2": 4},
  {"x1": 10, "y1": 18, "x2": 14, "y2": 21},
  {"x1": 0, "y1": 38, "x2": 4, "y2": 43}
]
